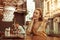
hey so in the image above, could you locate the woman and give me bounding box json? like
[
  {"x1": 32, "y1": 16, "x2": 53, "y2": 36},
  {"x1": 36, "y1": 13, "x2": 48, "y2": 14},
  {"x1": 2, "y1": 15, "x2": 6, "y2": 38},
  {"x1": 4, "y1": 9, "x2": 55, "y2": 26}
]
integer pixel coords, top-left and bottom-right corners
[{"x1": 26, "y1": 8, "x2": 47, "y2": 40}]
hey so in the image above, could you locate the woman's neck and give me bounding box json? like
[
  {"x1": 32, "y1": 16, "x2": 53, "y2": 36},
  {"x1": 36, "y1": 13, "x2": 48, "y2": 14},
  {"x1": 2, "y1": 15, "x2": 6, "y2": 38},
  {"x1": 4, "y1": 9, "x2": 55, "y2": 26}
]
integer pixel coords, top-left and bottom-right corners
[{"x1": 34, "y1": 19, "x2": 39, "y2": 22}]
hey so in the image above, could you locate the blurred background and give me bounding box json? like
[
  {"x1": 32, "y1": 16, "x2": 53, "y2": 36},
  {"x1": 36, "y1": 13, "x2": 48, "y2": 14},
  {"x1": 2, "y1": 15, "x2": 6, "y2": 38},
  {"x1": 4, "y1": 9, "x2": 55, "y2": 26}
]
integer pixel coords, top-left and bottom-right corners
[{"x1": 0, "y1": 0, "x2": 60, "y2": 40}]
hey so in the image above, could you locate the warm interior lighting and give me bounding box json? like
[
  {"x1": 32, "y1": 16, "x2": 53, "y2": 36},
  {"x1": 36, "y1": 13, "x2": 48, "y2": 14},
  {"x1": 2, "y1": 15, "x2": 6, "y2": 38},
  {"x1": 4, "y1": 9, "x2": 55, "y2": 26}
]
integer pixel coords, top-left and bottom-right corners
[
  {"x1": 57, "y1": 0, "x2": 60, "y2": 9},
  {"x1": 51, "y1": 3, "x2": 55, "y2": 11},
  {"x1": 2, "y1": 6, "x2": 16, "y2": 22},
  {"x1": 43, "y1": 0, "x2": 60, "y2": 19},
  {"x1": 17, "y1": 0, "x2": 24, "y2": 5},
  {"x1": 26, "y1": 0, "x2": 35, "y2": 21}
]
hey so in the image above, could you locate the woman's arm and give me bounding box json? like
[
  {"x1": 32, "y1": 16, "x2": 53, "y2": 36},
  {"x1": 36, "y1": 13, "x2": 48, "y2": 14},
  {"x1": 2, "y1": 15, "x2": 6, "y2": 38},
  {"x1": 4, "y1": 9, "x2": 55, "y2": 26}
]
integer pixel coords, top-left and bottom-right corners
[{"x1": 26, "y1": 20, "x2": 34, "y2": 35}]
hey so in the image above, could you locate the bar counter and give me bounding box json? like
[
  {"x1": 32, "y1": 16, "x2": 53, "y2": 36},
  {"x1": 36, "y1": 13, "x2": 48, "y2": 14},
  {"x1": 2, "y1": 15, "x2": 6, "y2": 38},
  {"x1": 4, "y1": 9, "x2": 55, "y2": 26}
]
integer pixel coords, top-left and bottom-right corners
[
  {"x1": 0, "y1": 35, "x2": 24, "y2": 40},
  {"x1": 0, "y1": 33, "x2": 24, "y2": 40}
]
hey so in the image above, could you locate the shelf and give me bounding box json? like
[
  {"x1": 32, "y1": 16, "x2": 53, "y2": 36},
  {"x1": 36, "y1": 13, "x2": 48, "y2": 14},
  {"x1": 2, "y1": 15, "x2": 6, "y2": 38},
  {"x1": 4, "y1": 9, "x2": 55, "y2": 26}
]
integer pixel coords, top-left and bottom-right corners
[{"x1": 0, "y1": 6, "x2": 27, "y2": 14}]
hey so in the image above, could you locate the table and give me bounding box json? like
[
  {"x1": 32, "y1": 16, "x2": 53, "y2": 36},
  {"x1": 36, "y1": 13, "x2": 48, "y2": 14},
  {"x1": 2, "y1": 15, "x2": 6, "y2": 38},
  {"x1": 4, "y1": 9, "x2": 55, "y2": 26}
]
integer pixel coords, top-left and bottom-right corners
[{"x1": 0, "y1": 36, "x2": 24, "y2": 40}]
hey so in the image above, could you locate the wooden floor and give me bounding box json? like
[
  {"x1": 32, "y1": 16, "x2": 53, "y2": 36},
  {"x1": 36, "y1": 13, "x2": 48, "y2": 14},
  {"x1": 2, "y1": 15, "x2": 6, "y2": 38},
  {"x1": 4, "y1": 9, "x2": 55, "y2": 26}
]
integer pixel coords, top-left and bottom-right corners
[
  {"x1": 47, "y1": 36, "x2": 60, "y2": 40},
  {"x1": 0, "y1": 36, "x2": 60, "y2": 40}
]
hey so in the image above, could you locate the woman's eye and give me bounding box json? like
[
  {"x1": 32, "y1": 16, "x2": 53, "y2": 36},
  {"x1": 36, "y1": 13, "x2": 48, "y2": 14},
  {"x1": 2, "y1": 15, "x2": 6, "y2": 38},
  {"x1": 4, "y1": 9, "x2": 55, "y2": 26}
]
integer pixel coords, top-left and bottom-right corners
[
  {"x1": 34, "y1": 12, "x2": 39, "y2": 15},
  {"x1": 34, "y1": 12, "x2": 35, "y2": 13},
  {"x1": 36, "y1": 13, "x2": 38, "y2": 14}
]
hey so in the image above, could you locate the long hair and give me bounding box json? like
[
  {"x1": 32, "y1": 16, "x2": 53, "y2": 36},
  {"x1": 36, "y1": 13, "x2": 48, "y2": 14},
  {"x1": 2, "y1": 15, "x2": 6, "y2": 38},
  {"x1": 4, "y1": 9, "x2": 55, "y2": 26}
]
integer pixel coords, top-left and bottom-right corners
[{"x1": 36, "y1": 8, "x2": 43, "y2": 21}]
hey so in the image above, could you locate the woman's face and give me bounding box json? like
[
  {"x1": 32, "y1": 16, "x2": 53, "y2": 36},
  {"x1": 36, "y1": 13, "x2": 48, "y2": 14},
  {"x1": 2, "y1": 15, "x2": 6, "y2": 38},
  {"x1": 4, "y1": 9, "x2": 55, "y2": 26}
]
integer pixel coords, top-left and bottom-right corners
[{"x1": 33, "y1": 10, "x2": 40, "y2": 20}]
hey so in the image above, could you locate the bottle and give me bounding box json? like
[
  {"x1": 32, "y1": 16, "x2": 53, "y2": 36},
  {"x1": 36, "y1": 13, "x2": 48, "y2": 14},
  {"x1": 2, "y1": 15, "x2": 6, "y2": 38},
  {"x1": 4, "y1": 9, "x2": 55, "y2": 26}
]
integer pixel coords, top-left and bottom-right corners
[
  {"x1": 5, "y1": 28, "x2": 8, "y2": 36},
  {"x1": 8, "y1": 27, "x2": 10, "y2": 36},
  {"x1": 5, "y1": 27, "x2": 10, "y2": 36}
]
